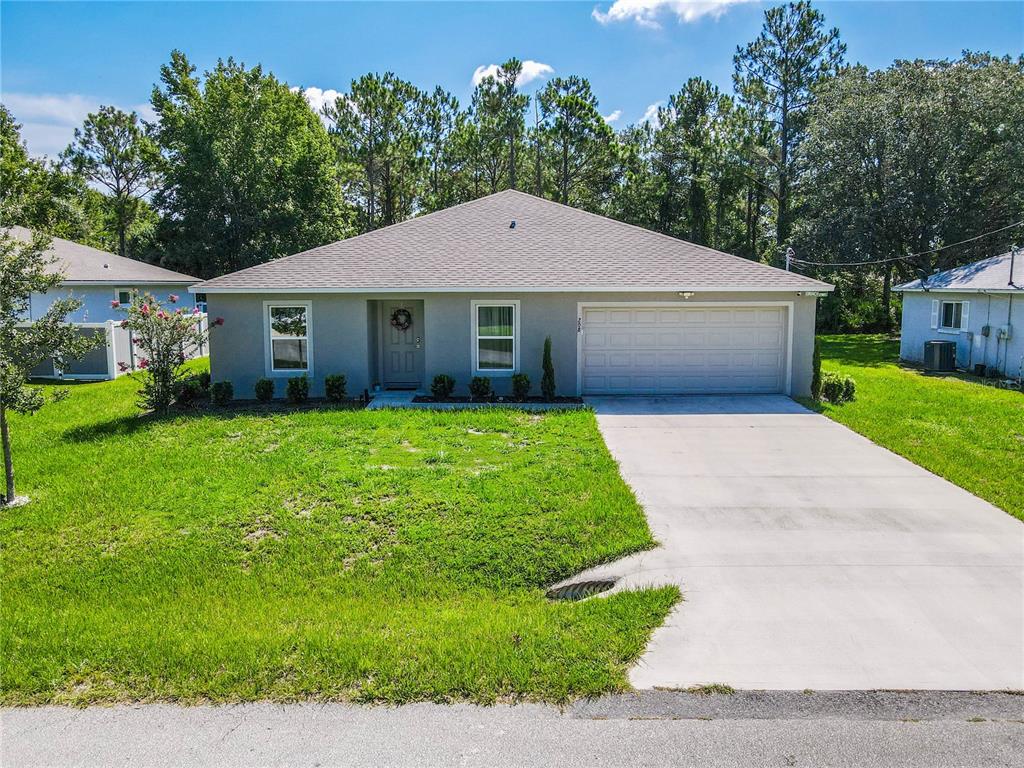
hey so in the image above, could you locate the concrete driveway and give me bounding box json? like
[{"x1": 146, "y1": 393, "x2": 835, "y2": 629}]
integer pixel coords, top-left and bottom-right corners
[{"x1": 571, "y1": 395, "x2": 1024, "y2": 691}]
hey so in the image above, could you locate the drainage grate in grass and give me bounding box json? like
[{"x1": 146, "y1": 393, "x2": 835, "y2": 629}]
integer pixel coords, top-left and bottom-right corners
[{"x1": 546, "y1": 579, "x2": 616, "y2": 601}]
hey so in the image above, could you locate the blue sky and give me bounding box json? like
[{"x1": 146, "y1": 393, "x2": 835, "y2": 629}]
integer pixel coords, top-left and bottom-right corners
[{"x1": 2, "y1": 1, "x2": 1022, "y2": 158}]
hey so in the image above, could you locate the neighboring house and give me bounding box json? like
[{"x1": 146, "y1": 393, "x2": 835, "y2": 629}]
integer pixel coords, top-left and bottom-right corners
[
  {"x1": 7, "y1": 226, "x2": 203, "y2": 380},
  {"x1": 896, "y1": 249, "x2": 1023, "y2": 379},
  {"x1": 192, "y1": 190, "x2": 834, "y2": 399}
]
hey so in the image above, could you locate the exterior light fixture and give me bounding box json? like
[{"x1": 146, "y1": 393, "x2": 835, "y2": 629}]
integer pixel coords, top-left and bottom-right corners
[{"x1": 678, "y1": 291, "x2": 695, "y2": 299}]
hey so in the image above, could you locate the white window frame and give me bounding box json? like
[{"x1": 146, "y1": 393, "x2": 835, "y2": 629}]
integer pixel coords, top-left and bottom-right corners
[
  {"x1": 938, "y1": 300, "x2": 967, "y2": 333},
  {"x1": 115, "y1": 287, "x2": 134, "y2": 306},
  {"x1": 471, "y1": 299, "x2": 520, "y2": 376},
  {"x1": 194, "y1": 292, "x2": 208, "y2": 314},
  {"x1": 263, "y1": 300, "x2": 313, "y2": 377}
]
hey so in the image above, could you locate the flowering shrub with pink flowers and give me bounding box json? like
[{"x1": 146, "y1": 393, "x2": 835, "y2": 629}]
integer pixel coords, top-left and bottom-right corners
[{"x1": 117, "y1": 292, "x2": 218, "y2": 413}]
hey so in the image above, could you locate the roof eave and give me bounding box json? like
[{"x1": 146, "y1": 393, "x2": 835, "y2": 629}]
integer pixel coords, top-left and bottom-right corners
[{"x1": 190, "y1": 283, "x2": 835, "y2": 295}]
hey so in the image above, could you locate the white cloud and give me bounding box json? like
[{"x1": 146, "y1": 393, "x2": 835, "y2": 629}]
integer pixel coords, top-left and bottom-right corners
[
  {"x1": 2, "y1": 92, "x2": 159, "y2": 159},
  {"x1": 290, "y1": 86, "x2": 343, "y2": 115},
  {"x1": 592, "y1": 0, "x2": 752, "y2": 29},
  {"x1": 640, "y1": 101, "x2": 664, "y2": 128},
  {"x1": 603, "y1": 109, "x2": 623, "y2": 124},
  {"x1": 471, "y1": 60, "x2": 554, "y2": 88}
]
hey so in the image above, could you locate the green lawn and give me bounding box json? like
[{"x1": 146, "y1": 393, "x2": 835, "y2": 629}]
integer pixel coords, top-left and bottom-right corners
[
  {"x1": 0, "y1": 368, "x2": 676, "y2": 705},
  {"x1": 812, "y1": 334, "x2": 1024, "y2": 521}
]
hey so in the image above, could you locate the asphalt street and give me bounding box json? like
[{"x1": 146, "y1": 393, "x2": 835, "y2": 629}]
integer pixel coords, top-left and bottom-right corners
[{"x1": 3, "y1": 691, "x2": 1022, "y2": 768}]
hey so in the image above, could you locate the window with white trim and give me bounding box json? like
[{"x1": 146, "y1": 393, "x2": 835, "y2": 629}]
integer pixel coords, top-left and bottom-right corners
[
  {"x1": 267, "y1": 303, "x2": 310, "y2": 372},
  {"x1": 194, "y1": 292, "x2": 208, "y2": 313},
  {"x1": 940, "y1": 301, "x2": 965, "y2": 331},
  {"x1": 116, "y1": 288, "x2": 134, "y2": 306},
  {"x1": 472, "y1": 301, "x2": 518, "y2": 373}
]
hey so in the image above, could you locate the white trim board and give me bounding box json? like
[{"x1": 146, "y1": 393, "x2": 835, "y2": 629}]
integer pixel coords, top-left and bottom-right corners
[{"x1": 574, "y1": 300, "x2": 795, "y2": 396}]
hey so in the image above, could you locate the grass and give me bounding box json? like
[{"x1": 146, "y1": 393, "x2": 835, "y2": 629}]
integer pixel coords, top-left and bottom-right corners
[
  {"x1": 0, "y1": 365, "x2": 677, "y2": 705},
  {"x1": 809, "y1": 334, "x2": 1024, "y2": 521}
]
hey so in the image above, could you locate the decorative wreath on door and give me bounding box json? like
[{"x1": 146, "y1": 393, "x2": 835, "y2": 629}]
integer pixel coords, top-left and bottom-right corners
[{"x1": 389, "y1": 308, "x2": 413, "y2": 332}]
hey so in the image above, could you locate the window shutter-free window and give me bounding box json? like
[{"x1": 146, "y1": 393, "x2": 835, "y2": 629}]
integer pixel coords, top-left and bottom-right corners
[
  {"x1": 268, "y1": 305, "x2": 309, "y2": 371},
  {"x1": 930, "y1": 300, "x2": 939, "y2": 329},
  {"x1": 474, "y1": 302, "x2": 517, "y2": 372}
]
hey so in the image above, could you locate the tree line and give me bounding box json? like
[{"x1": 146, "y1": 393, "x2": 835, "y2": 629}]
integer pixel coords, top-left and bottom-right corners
[{"x1": 2, "y1": 1, "x2": 1021, "y2": 331}]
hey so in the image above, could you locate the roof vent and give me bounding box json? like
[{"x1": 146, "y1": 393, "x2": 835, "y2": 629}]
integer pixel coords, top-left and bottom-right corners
[
  {"x1": 102, "y1": 263, "x2": 109, "y2": 269},
  {"x1": 509, "y1": 220, "x2": 516, "y2": 229}
]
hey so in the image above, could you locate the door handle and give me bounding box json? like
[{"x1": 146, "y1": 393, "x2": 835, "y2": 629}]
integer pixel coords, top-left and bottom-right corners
[{"x1": 415, "y1": 336, "x2": 422, "y2": 349}]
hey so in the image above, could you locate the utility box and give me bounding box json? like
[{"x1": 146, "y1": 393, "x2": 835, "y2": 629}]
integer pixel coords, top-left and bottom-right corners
[{"x1": 924, "y1": 340, "x2": 956, "y2": 371}]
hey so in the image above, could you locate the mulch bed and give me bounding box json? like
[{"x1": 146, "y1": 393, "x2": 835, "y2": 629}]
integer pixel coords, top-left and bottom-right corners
[{"x1": 412, "y1": 395, "x2": 584, "y2": 404}]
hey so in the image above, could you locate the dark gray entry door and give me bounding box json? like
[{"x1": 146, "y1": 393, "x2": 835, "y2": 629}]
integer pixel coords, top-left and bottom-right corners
[{"x1": 382, "y1": 302, "x2": 423, "y2": 387}]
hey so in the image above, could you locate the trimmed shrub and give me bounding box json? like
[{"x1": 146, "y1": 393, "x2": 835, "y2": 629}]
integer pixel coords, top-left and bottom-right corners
[
  {"x1": 325, "y1": 374, "x2": 347, "y2": 402},
  {"x1": 469, "y1": 376, "x2": 493, "y2": 401},
  {"x1": 431, "y1": 374, "x2": 455, "y2": 400},
  {"x1": 841, "y1": 375, "x2": 857, "y2": 402},
  {"x1": 821, "y1": 372, "x2": 856, "y2": 404},
  {"x1": 196, "y1": 371, "x2": 211, "y2": 392},
  {"x1": 175, "y1": 376, "x2": 205, "y2": 405},
  {"x1": 541, "y1": 336, "x2": 556, "y2": 401},
  {"x1": 511, "y1": 373, "x2": 531, "y2": 402},
  {"x1": 286, "y1": 374, "x2": 310, "y2": 404},
  {"x1": 210, "y1": 381, "x2": 233, "y2": 406},
  {"x1": 811, "y1": 337, "x2": 822, "y2": 401},
  {"x1": 254, "y1": 377, "x2": 274, "y2": 402}
]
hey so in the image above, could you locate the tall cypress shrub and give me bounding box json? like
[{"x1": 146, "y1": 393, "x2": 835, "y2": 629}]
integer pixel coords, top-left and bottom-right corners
[{"x1": 541, "y1": 336, "x2": 556, "y2": 401}]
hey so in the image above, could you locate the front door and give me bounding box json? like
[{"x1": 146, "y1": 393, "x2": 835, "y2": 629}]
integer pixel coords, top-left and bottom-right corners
[{"x1": 382, "y1": 301, "x2": 423, "y2": 388}]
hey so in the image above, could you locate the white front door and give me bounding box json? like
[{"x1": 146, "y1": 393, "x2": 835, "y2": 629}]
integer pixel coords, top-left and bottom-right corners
[{"x1": 580, "y1": 305, "x2": 787, "y2": 395}]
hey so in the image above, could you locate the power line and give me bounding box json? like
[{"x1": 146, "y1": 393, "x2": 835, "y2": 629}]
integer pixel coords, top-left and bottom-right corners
[{"x1": 787, "y1": 220, "x2": 1024, "y2": 268}]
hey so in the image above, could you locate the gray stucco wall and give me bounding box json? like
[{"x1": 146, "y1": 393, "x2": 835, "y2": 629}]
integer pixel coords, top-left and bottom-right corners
[
  {"x1": 206, "y1": 291, "x2": 820, "y2": 399},
  {"x1": 899, "y1": 291, "x2": 1022, "y2": 377}
]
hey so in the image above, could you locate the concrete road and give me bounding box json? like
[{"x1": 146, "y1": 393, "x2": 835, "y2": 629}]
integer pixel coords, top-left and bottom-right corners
[
  {"x1": 568, "y1": 395, "x2": 1024, "y2": 690},
  {"x1": 3, "y1": 692, "x2": 1022, "y2": 768}
]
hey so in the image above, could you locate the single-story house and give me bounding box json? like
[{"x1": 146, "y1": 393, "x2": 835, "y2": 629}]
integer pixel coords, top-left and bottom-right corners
[
  {"x1": 7, "y1": 226, "x2": 203, "y2": 380},
  {"x1": 895, "y1": 249, "x2": 1022, "y2": 378},
  {"x1": 191, "y1": 190, "x2": 834, "y2": 399}
]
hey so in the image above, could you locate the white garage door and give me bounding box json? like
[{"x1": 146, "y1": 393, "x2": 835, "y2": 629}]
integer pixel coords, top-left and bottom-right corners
[{"x1": 581, "y1": 305, "x2": 787, "y2": 394}]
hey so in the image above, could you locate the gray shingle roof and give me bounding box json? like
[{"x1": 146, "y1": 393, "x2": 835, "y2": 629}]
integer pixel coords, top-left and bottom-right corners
[
  {"x1": 194, "y1": 191, "x2": 833, "y2": 293},
  {"x1": 896, "y1": 250, "x2": 1024, "y2": 292},
  {"x1": 6, "y1": 226, "x2": 197, "y2": 284}
]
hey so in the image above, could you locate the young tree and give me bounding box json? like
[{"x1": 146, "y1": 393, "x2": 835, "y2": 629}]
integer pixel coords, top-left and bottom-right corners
[
  {"x1": 536, "y1": 76, "x2": 616, "y2": 208},
  {"x1": 151, "y1": 51, "x2": 349, "y2": 277},
  {"x1": 62, "y1": 106, "x2": 160, "y2": 258},
  {"x1": 734, "y1": 0, "x2": 845, "y2": 253},
  {"x1": 0, "y1": 230, "x2": 100, "y2": 504},
  {"x1": 325, "y1": 73, "x2": 425, "y2": 231}
]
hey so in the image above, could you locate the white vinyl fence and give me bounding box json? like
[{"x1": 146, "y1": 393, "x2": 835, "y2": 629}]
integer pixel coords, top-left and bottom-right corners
[{"x1": 29, "y1": 315, "x2": 208, "y2": 381}]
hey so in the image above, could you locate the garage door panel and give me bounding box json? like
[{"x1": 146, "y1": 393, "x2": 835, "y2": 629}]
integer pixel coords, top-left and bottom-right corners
[{"x1": 582, "y1": 305, "x2": 786, "y2": 395}]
